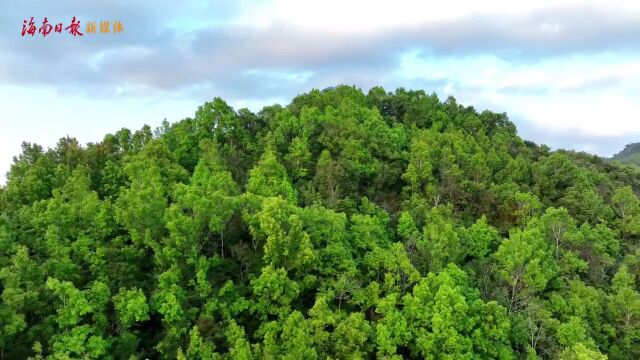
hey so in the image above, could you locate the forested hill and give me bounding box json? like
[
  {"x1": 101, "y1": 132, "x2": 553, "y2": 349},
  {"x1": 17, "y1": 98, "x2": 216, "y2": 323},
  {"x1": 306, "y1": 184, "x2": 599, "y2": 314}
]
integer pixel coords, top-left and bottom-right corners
[
  {"x1": 1, "y1": 85, "x2": 640, "y2": 359},
  {"x1": 611, "y1": 142, "x2": 640, "y2": 170}
]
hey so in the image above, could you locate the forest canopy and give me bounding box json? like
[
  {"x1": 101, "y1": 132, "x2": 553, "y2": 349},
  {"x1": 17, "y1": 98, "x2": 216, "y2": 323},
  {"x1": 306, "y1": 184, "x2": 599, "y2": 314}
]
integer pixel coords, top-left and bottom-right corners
[{"x1": 1, "y1": 85, "x2": 639, "y2": 359}]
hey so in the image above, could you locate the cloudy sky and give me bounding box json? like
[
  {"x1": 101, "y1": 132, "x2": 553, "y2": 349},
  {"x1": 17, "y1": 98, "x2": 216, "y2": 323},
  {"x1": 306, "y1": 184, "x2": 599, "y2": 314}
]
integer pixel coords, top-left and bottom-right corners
[{"x1": 2, "y1": 0, "x2": 640, "y2": 183}]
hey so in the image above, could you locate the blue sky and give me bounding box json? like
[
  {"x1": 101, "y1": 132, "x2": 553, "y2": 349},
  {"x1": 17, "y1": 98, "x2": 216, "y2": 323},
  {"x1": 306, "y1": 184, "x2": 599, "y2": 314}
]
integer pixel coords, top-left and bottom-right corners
[{"x1": 2, "y1": 0, "x2": 640, "y2": 183}]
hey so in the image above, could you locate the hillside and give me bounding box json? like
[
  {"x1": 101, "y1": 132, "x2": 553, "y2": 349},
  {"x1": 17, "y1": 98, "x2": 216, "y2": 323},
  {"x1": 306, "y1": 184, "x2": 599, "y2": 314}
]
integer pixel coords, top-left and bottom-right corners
[
  {"x1": 611, "y1": 142, "x2": 640, "y2": 169},
  {"x1": 1, "y1": 86, "x2": 639, "y2": 359}
]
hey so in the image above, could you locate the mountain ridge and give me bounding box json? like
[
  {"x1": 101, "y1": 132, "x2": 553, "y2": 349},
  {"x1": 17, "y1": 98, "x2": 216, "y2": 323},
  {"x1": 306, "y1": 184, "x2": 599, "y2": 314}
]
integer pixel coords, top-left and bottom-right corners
[{"x1": 610, "y1": 142, "x2": 640, "y2": 169}]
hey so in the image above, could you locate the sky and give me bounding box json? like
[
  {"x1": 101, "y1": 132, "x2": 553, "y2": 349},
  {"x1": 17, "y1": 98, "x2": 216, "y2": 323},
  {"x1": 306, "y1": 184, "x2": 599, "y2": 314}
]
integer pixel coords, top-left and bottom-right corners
[{"x1": 2, "y1": 0, "x2": 640, "y2": 184}]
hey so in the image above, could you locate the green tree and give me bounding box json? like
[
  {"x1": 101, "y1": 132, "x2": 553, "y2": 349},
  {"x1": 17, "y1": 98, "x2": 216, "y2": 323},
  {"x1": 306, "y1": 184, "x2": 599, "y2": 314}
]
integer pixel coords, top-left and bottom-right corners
[
  {"x1": 247, "y1": 148, "x2": 297, "y2": 203},
  {"x1": 113, "y1": 287, "x2": 149, "y2": 329},
  {"x1": 607, "y1": 266, "x2": 640, "y2": 359},
  {"x1": 494, "y1": 226, "x2": 557, "y2": 314}
]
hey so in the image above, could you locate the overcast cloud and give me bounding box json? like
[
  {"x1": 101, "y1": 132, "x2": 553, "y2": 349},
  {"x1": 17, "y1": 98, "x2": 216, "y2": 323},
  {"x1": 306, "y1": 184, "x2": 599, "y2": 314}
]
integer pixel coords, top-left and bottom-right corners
[{"x1": 1, "y1": 0, "x2": 640, "y2": 183}]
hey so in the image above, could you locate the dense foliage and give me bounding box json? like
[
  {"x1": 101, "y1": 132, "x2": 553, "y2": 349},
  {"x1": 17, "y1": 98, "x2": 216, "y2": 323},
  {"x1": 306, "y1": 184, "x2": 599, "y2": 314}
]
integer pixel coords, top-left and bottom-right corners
[{"x1": 1, "y1": 86, "x2": 640, "y2": 359}]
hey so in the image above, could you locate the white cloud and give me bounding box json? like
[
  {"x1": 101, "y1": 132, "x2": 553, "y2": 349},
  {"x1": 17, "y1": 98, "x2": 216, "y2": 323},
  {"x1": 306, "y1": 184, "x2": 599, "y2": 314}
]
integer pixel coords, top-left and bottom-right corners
[
  {"x1": 236, "y1": 0, "x2": 640, "y2": 32},
  {"x1": 508, "y1": 93, "x2": 640, "y2": 137},
  {"x1": 2, "y1": 0, "x2": 640, "y2": 185},
  {"x1": 398, "y1": 50, "x2": 640, "y2": 138}
]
